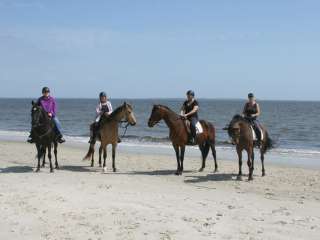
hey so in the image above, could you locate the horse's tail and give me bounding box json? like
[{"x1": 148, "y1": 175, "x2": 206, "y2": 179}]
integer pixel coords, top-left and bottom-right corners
[
  {"x1": 202, "y1": 141, "x2": 211, "y2": 160},
  {"x1": 202, "y1": 120, "x2": 215, "y2": 143},
  {"x1": 262, "y1": 131, "x2": 273, "y2": 154},
  {"x1": 83, "y1": 144, "x2": 95, "y2": 161}
]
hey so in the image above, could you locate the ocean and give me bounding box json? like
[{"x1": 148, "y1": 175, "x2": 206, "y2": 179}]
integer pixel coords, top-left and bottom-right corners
[{"x1": 0, "y1": 98, "x2": 319, "y2": 167}]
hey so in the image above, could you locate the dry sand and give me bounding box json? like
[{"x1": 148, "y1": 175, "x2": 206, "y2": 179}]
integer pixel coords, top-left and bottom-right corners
[{"x1": 0, "y1": 141, "x2": 319, "y2": 240}]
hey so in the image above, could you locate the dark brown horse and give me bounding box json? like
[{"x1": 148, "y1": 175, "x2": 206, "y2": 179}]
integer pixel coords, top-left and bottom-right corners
[
  {"x1": 224, "y1": 115, "x2": 272, "y2": 181},
  {"x1": 30, "y1": 101, "x2": 59, "y2": 172},
  {"x1": 148, "y1": 105, "x2": 217, "y2": 175}
]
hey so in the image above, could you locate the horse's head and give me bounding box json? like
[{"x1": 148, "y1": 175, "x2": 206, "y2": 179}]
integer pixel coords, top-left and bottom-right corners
[
  {"x1": 148, "y1": 105, "x2": 165, "y2": 127},
  {"x1": 223, "y1": 114, "x2": 243, "y2": 145},
  {"x1": 123, "y1": 102, "x2": 136, "y2": 126},
  {"x1": 31, "y1": 101, "x2": 44, "y2": 127}
]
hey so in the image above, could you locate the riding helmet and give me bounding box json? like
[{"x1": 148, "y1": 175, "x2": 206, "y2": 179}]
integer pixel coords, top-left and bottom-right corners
[
  {"x1": 248, "y1": 93, "x2": 254, "y2": 98},
  {"x1": 187, "y1": 90, "x2": 195, "y2": 97},
  {"x1": 42, "y1": 87, "x2": 50, "y2": 93},
  {"x1": 99, "y1": 92, "x2": 107, "y2": 98}
]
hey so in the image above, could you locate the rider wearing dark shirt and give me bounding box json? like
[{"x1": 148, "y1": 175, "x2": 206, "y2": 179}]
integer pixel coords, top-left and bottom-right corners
[
  {"x1": 243, "y1": 93, "x2": 262, "y2": 142},
  {"x1": 181, "y1": 90, "x2": 199, "y2": 144}
]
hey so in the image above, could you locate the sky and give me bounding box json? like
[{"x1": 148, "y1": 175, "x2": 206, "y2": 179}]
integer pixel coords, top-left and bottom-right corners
[{"x1": 0, "y1": 0, "x2": 319, "y2": 100}]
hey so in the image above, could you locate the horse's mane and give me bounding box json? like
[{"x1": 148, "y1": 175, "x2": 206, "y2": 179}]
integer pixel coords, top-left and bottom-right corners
[
  {"x1": 156, "y1": 105, "x2": 178, "y2": 115},
  {"x1": 109, "y1": 104, "x2": 124, "y2": 119}
]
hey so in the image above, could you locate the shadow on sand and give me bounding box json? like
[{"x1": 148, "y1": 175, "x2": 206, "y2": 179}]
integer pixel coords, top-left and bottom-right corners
[
  {"x1": 61, "y1": 165, "x2": 100, "y2": 172},
  {"x1": 184, "y1": 173, "x2": 238, "y2": 184},
  {"x1": 0, "y1": 166, "x2": 34, "y2": 173},
  {"x1": 115, "y1": 169, "x2": 195, "y2": 176}
]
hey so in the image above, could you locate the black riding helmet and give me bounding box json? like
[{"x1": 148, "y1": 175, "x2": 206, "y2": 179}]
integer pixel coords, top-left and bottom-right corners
[
  {"x1": 99, "y1": 92, "x2": 107, "y2": 98},
  {"x1": 187, "y1": 90, "x2": 195, "y2": 97},
  {"x1": 248, "y1": 93, "x2": 254, "y2": 98},
  {"x1": 42, "y1": 87, "x2": 50, "y2": 93}
]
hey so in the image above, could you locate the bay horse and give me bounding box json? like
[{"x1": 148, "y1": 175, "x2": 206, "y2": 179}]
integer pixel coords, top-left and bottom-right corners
[
  {"x1": 148, "y1": 105, "x2": 217, "y2": 175},
  {"x1": 30, "y1": 101, "x2": 59, "y2": 172},
  {"x1": 224, "y1": 115, "x2": 272, "y2": 181},
  {"x1": 83, "y1": 102, "x2": 137, "y2": 172}
]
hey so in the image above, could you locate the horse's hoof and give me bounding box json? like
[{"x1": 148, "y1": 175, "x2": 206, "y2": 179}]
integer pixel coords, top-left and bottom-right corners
[
  {"x1": 41, "y1": 164, "x2": 45, "y2": 168},
  {"x1": 262, "y1": 172, "x2": 265, "y2": 177},
  {"x1": 213, "y1": 169, "x2": 218, "y2": 173},
  {"x1": 198, "y1": 168, "x2": 204, "y2": 172},
  {"x1": 99, "y1": 164, "x2": 102, "y2": 168},
  {"x1": 50, "y1": 169, "x2": 54, "y2": 173},
  {"x1": 113, "y1": 168, "x2": 117, "y2": 173},
  {"x1": 174, "y1": 171, "x2": 180, "y2": 176},
  {"x1": 55, "y1": 165, "x2": 60, "y2": 170},
  {"x1": 236, "y1": 175, "x2": 242, "y2": 181},
  {"x1": 35, "y1": 168, "x2": 40, "y2": 172},
  {"x1": 248, "y1": 177, "x2": 253, "y2": 181},
  {"x1": 103, "y1": 167, "x2": 107, "y2": 173}
]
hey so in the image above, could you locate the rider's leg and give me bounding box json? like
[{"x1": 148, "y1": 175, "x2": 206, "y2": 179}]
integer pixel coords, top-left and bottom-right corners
[
  {"x1": 53, "y1": 116, "x2": 65, "y2": 143},
  {"x1": 89, "y1": 122, "x2": 99, "y2": 144},
  {"x1": 189, "y1": 117, "x2": 198, "y2": 144},
  {"x1": 253, "y1": 119, "x2": 262, "y2": 142}
]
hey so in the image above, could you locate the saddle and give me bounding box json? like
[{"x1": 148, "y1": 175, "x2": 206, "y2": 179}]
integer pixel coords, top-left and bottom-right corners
[
  {"x1": 250, "y1": 125, "x2": 263, "y2": 141},
  {"x1": 184, "y1": 119, "x2": 204, "y2": 135}
]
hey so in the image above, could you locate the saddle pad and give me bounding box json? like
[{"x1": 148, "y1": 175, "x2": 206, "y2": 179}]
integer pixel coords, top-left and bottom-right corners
[
  {"x1": 195, "y1": 121, "x2": 203, "y2": 134},
  {"x1": 251, "y1": 126, "x2": 263, "y2": 141}
]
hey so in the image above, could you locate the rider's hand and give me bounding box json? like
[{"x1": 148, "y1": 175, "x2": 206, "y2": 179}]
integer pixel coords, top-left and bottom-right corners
[{"x1": 48, "y1": 113, "x2": 52, "y2": 117}]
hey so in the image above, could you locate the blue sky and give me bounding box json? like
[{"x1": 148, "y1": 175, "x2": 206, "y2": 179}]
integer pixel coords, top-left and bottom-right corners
[{"x1": 0, "y1": 0, "x2": 319, "y2": 100}]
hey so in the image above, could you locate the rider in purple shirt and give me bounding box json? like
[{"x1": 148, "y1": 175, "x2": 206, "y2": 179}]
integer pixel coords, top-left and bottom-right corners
[{"x1": 27, "y1": 87, "x2": 65, "y2": 143}]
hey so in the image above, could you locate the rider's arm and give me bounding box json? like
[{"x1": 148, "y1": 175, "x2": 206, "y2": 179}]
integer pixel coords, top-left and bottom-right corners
[
  {"x1": 185, "y1": 105, "x2": 199, "y2": 117},
  {"x1": 51, "y1": 98, "x2": 57, "y2": 117},
  {"x1": 252, "y1": 103, "x2": 261, "y2": 117},
  {"x1": 106, "y1": 101, "x2": 113, "y2": 114},
  {"x1": 96, "y1": 104, "x2": 102, "y2": 116},
  {"x1": 242, "y1": 103, "x2": 248, "y2": 116}
]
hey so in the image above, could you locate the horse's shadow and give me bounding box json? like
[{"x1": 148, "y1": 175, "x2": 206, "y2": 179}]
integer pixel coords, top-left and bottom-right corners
[
  {"x1": 0, "y1": 166, "x2": 34, "y2": 173},
  {"x1": 61, "y1": 165, "x2": 99, "y2": 172},
  {"x1": 128, "y1": 169, "x2": 194, "y2": 176},
  {"x1": 184, "y1": 173, "x2": 238, "y2": 183}
]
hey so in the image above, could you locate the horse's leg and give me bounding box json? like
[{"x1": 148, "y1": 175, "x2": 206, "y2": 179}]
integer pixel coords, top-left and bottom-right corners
[
  {"x1": 236, "y1": 146, "x2": 242, "y2": 179},
  {"x1": 199, "y1": 143, "x2": 206, "y2": 172},
  {"x1": 173, "y1": 145, "x2": 181, "y2": 175},
  {"x1": 90, "y1": 145, "x2": 95, "y2": 167},
  {"x1": 54, "y1": 142, "x2": 59, "y2": 169},
  {"x1": 41, "y1": 148, "x2": 46, "y2": 168},
  {"x1": 98, "y1": 145, "x2": 103, "y2": 167},
  {"x1": 48, "y1": 145, "x2": 54, "y2": 173},
  {"x1": 247, "y1": 148, "x2": 253, "y2": 181},
  {"x1": 103, "y1": 145, "x2": 107, "y2": 172},
  {"x1": 211, "y1": 142, "x2": 218, "y2": 172},
  {"x1": 112, "y1": 143, "x2": 117, "y2": 172},
  {"x1": 180, "y1": 145, "x2": 185, "y2": 173},
  {"x1": 36, "y1": 144, "x2": 41, "y2": 172},
  {"x1": 260, "y1": 148, "x2": 265, "y2": 176}
]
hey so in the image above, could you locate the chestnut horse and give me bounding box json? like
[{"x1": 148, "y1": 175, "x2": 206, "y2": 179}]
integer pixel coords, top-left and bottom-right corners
[
  {"x1": 224, "y1": 115, "x2": 272, "y2": 181},
  {"x1": 148, "y1": 105, "x2": 217, "y2": 175},
  {"x1": 83, "y1": 102, "x2": 137, "y2": 172}
]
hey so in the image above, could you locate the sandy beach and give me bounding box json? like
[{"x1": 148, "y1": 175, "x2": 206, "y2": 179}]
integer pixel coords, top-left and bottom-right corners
[{"x1": 0, "y1": 140, "x2": 319, "y2": 240}]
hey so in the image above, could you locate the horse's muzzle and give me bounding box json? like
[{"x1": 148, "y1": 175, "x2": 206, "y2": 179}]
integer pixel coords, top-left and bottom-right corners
[{"x1": 148, "y1": 119, "x2": 155, "y2": 127}]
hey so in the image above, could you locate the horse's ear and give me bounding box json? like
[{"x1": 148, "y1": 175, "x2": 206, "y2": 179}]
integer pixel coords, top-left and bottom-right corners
[
  {"x1": 31, "y1": 100, "x2": 35, "y2": 106},
  {"x1": 123, "y1": 102, "x2": 127, "y2": 106}
]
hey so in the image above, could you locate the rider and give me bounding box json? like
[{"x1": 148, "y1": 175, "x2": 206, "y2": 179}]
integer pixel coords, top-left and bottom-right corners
[
  {"x1": 88, "y1": 92, "x2": 113, "y2": 144},
  {"x1": 27, "y1": 87, "x2": 65, "y2": 144},
  {"x1": 180, "y1": 90, "x2": 199, "y2": 145},
  {"x1": 242, "y1": 93, "x2": 262, "y2": 144}
]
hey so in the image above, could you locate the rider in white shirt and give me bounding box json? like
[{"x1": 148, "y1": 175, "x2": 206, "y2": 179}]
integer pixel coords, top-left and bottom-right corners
[{"x1": 89, "y1": 92, "x2": 113, "y2": 144}]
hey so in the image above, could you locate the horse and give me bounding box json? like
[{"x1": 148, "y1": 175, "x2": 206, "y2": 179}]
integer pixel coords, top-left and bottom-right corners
[
  {"x1": 30, "y1": 101, "x2": 59, "y2": 172},
  {"x1": 224, "y1": 114, "x2": 272, "y2": 181},
  {"x1": 83, "y1": 102, "x2": 137, "y2": 172},
  {"x1": 148, "y1": 105, "x2": 217, "y2": 175}
]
